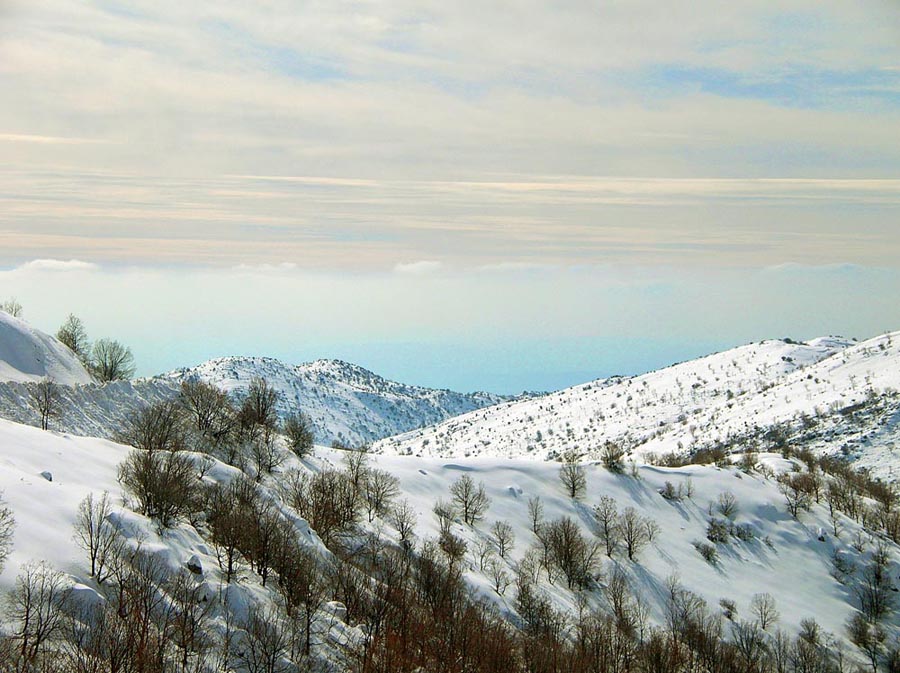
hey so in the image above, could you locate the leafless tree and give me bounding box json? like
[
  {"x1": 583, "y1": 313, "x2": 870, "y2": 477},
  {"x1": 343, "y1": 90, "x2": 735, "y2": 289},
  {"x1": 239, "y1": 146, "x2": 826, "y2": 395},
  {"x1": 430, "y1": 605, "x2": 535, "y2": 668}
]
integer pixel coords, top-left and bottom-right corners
[
  {"x1": 542, "y1": 516, "x2": 601, "y2": 589},
  {"x1": 0, "y1": 493, "x2": 14, "y2": 575},
  {"x1": 179, "y1": 378, "x2": 236, "y2": 449},
  {"x1": 165, "y1": 569, "x2": 215, "y2": 673},
  {"x1": 390, "y1": 499, "x2": 417, "y2": 545},
  {"x1": 433, "y1": 498, "x2": 456, "y2": 536},
  {"x1": 5, "y1": 561, "x2": 69, "y2": 665},
  {"x1": 283, "y1": 411, "x2": 315, "y2": 459},
  {"x1": 90, "y1": 338, "x2": 135, "y2": 381},
  {"x1": 779, "y1": 473, "x2": 813, "y2": 518},
  {"x1": 717, "y1": 491, "x2": 739, "y2": 519},
  {"x1": 527, "y1": 496, "x2": 544, "y2": 534},
  {"x1": 593, "y1": 495, "x2": 620, "y2": 557},
  {"x1": 116, "y1": 399, "x2": 188, "y2": 453},
  {"x1": 236, "y1": 604, "x2": 292, "y2": 673},
  {"x1": 28, "y1": 378, "x2": 62, "y2": 431},
  {"x1": 472, "y1": 537, "x2": 493, "y2": 571},
  {"x1": 487, "y1": 557, "x2": 510, "y2": 595},
  {"x1": 342, "y1": 447, "x2": 370, "y2": 494},
  {"x1": 559, "y1": 451, "x2": 587, "y2": 499},
  {"x1": 601, "y1": 441, "x2": 626, "y2": 473},
  {"x1": 619, "y1": 507, "x2": 653, "y2": 561},
  {"x1": 363, "y1": 468, "x2": 400, "y2": 522},
  {"x1": 272, "y1": 537, "x2": 327, "y2": 657},
  {"x1": 750, "y1": 592, "x2": 779, "y2": 630},
  {"x1": 56, "y1": 313, "x2": 90, "y2": 362},
  {"x1": 450, "y1": 474, "x2": 491, "y2": 526},
  {"x1": 490, "y1": 520, "x2": 515, "y2": 559},
  {"x1": 240, "y1": 377, "x2": 280, "y2": 441},
  {"x1": 73, "y1": 491, "x2": 119, "y2": 582},
  {"x1": 283, "y1": 468, "x2": 359, "y2": 545},
  {"x1": 0, "y1": 297, "x2": 23, "y2": 318},
  {"x1": 117, "y1": 449, "x2": 203, "y2": 528}
]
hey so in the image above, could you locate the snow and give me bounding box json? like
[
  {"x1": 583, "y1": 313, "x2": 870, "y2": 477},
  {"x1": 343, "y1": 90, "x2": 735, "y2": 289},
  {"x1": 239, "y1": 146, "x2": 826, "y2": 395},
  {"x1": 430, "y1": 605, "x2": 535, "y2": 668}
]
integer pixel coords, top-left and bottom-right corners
[
  {"x1": 0, "y1": 317, "x2": 510, "y2": 446},
  {"x1": 373, "y1": 334, "x2": 900, "y2": 478},
  {"x1": 0, "y1": 311, "x2": 92, "y2": 385},
  {"x1": 2, "y1": 317, "x2": 900, "y2": 665},
  {"x1": 164, "y1": 355, "x2": 511, "y2": 446},
  {"x1": 0, "y1": 413, "x2": 889, "y2": 656}
]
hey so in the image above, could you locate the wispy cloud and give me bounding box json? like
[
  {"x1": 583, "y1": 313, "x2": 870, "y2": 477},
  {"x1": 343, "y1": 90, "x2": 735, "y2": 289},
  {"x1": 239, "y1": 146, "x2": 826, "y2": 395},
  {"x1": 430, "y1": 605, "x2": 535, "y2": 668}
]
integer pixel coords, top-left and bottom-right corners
[
  {"x1": 0, "y1": 0, "x2": 897, "y2": 274},
  {"x1": 15, "y1": 259, "x2": 100, "y2": 272},
  {"x1": 393, "y1": 260, "x2": 443, "y2": 275}
]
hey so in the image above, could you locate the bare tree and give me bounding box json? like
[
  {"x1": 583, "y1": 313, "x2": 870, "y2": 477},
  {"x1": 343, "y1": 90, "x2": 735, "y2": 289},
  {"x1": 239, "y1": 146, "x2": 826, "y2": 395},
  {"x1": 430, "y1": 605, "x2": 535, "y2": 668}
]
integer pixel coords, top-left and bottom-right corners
[
  {"x1": 527, "y1": 496, "x2": 544, "y2": 534},
  {"x1": 433, "y1": 498, "x2": 456, "y2": 536},
  {"x1": 240, "y1": 377, "x2": 280, "y2": 442},
  {"x1": 450, "y1": 474, "x2": 491, "y2": 526},
  {"x1": 779, "y1": 473, "x2": 813, "y2": 518},
  {"x1": 750, "y1": 592, "x2": 779, "y2": 630},
  {"x1": 165, "y1": 569, "x2": 215, "y2": 673},
  {"x1": 472, "y1": 538, "x2": 493, "y2": 571},
  {"x1": 619, "y1": 507, "x2": 653, "y2": 561},
  {"x1": 390, "y1": 499, "x2": 417, "y2": 545},
  {"x1": 117, "y1": 449, "x2": 203, "y2": 528},
  {"x1": 90, "y1": 338, "x2": 135, "y2": 382},
  {"x1": 717, "y1": 491, "x2": 739, "y2": 520},
  {"x1": 283, "y1": 412, "x2": 315, "y2": 459},
  {"x1": 559, "y1": 451, "x2": 586, "y2": 499},
  {"x1": 56, "y1": 314, "x2": 90, "y2": 362},
  {"x1": 490, "y1": 520, "x2": 515, "y2": 559},
  {"x1": 283, "y1": 468, "x2": 360, "y2": 545},
  {"x1": 178, "y1": 378, "x2": 236, "y2": 449},
  {"x1": 541, "y1": 516, "x2": 600, "y2": 589},
  {"x1": 116, "y1": 400, "x2": 189, "y2": 453},
  {"x1": 0, "y1": 493, "x2": 14, "y2": 575},
  {"x1": 342, "y1": 448, "x2": 370, "y2": 495},
  {"x1": 73, "y1": 491, "x2": 119, "y2": 582},
  {"x1": 362, "y1": 469, "x2": 400, "y2": 522},
  {"x1": 601, "y1": 441, "x2": 626, "y2": 473},
  {"x1": 487, "y1": 557, "x2": 510, "y2": 595},
  {"x1": 237, "y1": 604, "x2": 292, "y2": 673},
  {"x1": 1, "y1": 298, "x2": 22, "y2": 317},
  {"x1": 5, "y1": 561, "x2": 69, "y2": 665},
  {"x1": 27, "y1": 378, "x2": 62, "y2": 431},
  {"x1": 593, "y1": 495, "x2": 619, "y2": 557}
]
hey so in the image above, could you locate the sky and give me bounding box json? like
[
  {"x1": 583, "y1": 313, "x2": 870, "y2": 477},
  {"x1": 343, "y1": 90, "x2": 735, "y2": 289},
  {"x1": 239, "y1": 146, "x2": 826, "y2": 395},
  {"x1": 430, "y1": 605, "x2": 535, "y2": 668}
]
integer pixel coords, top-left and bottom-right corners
[{"x1": 1, "y1": 1, "x2": 899, "y2": 393}]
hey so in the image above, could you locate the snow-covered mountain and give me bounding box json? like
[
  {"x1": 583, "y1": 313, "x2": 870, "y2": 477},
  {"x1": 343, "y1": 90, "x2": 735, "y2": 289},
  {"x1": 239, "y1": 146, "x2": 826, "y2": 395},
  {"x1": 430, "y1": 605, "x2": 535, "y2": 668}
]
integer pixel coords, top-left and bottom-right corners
[
  {"x1": 0, "y1": 317, "x2": 510, "y2": 446},
  {"x1": 0, "y1": 311, "x2": 92, "y2": 385},
  {"x1": 374, "y1": 334, "x2": 900, "y2": 477},
  {"x1": 164, "y1": 356, "x2": 510, "y2": 447}
]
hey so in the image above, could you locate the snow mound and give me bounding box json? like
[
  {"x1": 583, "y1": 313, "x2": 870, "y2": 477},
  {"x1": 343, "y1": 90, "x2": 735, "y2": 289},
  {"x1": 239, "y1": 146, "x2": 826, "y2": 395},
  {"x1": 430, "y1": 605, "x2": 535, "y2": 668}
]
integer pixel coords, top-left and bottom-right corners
[{"x1": 0, "y1": 312, "x2": 92, "y2": 385}]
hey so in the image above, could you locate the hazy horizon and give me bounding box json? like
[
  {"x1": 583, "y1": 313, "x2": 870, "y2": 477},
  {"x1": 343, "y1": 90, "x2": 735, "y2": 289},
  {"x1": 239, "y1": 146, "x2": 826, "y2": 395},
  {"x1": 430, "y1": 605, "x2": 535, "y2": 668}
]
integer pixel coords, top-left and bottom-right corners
[{"x1": 2, "y1": 1, "x2": 899, "y2": 392}]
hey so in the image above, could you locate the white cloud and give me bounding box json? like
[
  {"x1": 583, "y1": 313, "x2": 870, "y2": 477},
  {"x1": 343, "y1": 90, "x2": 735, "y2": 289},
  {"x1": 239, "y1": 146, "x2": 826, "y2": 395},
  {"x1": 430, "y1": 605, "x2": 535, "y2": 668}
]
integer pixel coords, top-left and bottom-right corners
[
  {"x1": 232, "y1": 262, "x2": 299, "y2": 273},
  {"x1": 393, "y1": 260, "x2": 443, "y2": 275},
  {"x1": 17, "y1": 259, "x2": 99, "y2": 272}
]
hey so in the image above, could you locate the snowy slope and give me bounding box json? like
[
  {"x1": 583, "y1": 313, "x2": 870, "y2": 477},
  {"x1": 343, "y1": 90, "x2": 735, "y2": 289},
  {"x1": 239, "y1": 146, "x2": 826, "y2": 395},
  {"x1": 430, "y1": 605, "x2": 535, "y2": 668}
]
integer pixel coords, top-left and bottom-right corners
[
  {"x1": 0, "y1": 311, "x2": 92, "y2": 385},
  {"x1": 0, "y1": 414, "x2": 892, "y2": 662},
  {"x1": 374, "y1": 336, "x2": 858, "y2": 461},
  {"x1": 165, "y1": 356, "x2": 510, "y2": 446}
]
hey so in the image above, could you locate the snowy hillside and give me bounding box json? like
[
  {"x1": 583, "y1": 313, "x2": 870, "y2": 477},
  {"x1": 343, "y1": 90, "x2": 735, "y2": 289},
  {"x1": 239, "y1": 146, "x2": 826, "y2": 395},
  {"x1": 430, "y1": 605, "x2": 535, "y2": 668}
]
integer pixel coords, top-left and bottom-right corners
[
  {"x1": 165, "y1": 356, "x2": 510, "y2": 446},
  {"x1": 0, "y1": 412, "x2": 896, "y2": 670},
  {"x1": 0, "y1": 311, "x2": 92, "y2": 385},
  {"x1": 0, "y1": 317, "x2": 509, "y2": 446},
  {"x1": 374, "y1": 335, "x2": 900, "y2": 460}
]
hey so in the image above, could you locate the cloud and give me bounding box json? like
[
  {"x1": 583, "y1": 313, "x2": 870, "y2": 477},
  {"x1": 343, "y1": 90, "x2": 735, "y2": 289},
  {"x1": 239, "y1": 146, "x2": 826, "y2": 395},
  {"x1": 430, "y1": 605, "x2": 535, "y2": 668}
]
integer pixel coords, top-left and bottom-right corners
[
  {"x1": 232, "y1": 262, "x2": 299, "y2": 273},
  {"x1": 393, "y1": 260, "x2": 443, "y2": 275},
  {"x1": 16, "y1": 259, "x2": 99, "y2": 272},
  {"x1": 0, "y1": 133, "x2": 108, "y2": 145}
]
